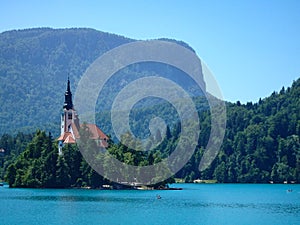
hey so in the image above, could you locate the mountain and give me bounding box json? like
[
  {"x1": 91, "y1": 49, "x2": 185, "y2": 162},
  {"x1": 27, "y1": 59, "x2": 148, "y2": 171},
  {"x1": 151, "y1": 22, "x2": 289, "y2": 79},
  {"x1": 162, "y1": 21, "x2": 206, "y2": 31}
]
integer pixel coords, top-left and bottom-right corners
[
  {"x1": 0, "y1": 28, "x2": 127, "y2": 135},
  {"x1": 1, "y1": 28, "x2": 299, "y2": 185},
  {"x1": 0, "y1": 28, "x2": 202, "y2": 136}
]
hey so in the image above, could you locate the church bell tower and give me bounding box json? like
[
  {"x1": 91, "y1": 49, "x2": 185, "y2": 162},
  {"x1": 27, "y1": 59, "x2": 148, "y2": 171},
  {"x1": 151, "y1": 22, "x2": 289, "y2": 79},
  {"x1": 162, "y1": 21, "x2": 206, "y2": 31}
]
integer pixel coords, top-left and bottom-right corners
[
  {"x1": 58, "y1": 77, "x2": 109, "y2": 155},
  {"x1": 58, "y1": 77, "x2": 78, "y2": 155},
  {"x1": 61, "y1": 77, "x2": 74, "y2": 134}
]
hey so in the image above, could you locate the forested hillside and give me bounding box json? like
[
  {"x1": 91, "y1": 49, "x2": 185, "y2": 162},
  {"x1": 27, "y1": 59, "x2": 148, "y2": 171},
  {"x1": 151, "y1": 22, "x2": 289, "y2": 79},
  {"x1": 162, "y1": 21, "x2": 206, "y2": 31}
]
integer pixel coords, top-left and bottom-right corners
[
  {"x1": 3, "y1": 78, "x2": 299, "y2": 185},
  {"x1": 0, "y1": 28, "x2": 299, "y2": 185},
  {"x1": 0, "y1": 28, "x2": 132, "y2": 135},
  {"x1": 179, "y1": 79, "x2": 300, "y2": 183},
  {"x1": 0, "y1": 28, "x2": 200, "y2": 136}
]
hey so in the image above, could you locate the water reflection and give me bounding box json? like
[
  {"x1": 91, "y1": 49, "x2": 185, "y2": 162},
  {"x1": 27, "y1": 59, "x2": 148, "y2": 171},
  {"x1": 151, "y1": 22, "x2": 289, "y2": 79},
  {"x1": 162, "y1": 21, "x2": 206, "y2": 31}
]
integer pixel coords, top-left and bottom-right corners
[
  {"x1": 3, "y1": 192, "x2": 299, "y2": 216},
  {"x1": 8, "y1": 194, "x2": 150, "y2": 203},
  {"x1": 1, "y1": 185, "x2": 300, "y2": 225}
]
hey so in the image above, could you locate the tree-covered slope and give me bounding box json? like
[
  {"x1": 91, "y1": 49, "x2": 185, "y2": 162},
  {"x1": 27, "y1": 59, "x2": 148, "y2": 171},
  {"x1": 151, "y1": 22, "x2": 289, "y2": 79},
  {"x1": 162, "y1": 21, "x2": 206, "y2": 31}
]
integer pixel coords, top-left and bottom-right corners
[
  {"x1": 3, "y1": 78, "x2": 299, "y2": 185},
  {"x1": 1, "y1": 28, "x2": 299, "y2": 185},
  {"x1": 179, "y1": 78, "x2": 300, "y2": 183},
  {"x1": 0, "y1": 28, "x2": 203, "y2": 136},
  {"x1": 0, "y1": 28, "x2": 134, "y2": 135}
]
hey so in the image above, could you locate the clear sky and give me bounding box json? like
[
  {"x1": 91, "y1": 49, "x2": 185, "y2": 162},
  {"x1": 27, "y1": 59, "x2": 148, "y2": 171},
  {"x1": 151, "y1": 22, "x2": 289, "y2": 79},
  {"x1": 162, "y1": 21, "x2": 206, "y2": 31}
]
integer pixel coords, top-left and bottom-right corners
[{"x1": 1, "y1": 0, "x2": 299, "y2": 103}]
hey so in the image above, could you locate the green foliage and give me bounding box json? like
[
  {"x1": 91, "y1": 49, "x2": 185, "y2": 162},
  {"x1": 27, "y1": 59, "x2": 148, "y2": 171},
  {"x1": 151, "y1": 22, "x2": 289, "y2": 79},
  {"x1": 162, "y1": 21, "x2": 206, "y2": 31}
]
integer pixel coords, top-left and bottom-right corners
[
  {"x1": 4, "y1": 129, "x2": 176, "y2": 188},
  {"x1": 4, "y1": 130, "x2": 99, "y2": 188},
  {"x1": 0, "y1": 28, "x2": 132, "y2": 136},
  {"x1": 178, "y1": 78, "x2": 300, "y2": 183},
  {"x1": 55, "y1": 155, "x2": 71, "y2": 188},
  {"x1": 0, "y1": 28, "x2": 202, "y2": 137},
  {"x1": 0, "y1": 27, "x2": 299, "y2": 185},
  {"x1": 3, "y1": 79, "x2": 300, "y2": 186},
  {"x1": 0, "y1": 132, "x2": 33, "y2": 180}
]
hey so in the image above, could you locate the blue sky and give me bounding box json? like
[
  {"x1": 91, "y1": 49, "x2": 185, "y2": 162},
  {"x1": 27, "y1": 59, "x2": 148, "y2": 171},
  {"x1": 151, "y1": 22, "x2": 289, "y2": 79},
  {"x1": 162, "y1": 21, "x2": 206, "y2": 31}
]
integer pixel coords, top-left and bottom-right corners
[{"x1": 1, "y1": 0, "x2": 299, "y2": 103}]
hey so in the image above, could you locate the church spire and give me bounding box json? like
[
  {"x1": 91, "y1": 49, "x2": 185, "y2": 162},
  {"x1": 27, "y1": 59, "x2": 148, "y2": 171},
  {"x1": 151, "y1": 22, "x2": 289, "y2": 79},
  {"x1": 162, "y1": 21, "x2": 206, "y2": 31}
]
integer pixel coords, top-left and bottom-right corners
[{"x1": 63, "y1": 77, "x2": 73, "y2": 110}]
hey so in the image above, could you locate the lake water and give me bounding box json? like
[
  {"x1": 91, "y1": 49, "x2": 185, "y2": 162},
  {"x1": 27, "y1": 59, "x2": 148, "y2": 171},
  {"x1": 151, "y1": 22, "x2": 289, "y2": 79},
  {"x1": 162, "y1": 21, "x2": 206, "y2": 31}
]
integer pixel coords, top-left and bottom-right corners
[{"x1": 1, "y1": 184, "x2": 299, "y2": 225}]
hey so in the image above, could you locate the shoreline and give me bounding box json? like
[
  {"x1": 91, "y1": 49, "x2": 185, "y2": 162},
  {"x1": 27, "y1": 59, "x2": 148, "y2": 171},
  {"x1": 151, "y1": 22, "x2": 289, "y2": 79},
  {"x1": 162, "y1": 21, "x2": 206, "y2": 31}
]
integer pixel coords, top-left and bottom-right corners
[{"x1": 3, "y1": 181, "x2": 299, "y2": 190}]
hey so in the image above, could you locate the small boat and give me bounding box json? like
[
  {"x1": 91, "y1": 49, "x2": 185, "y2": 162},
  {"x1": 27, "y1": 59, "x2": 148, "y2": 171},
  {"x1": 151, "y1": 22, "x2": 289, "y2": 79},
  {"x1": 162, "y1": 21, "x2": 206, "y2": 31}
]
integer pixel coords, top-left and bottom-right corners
[{"x1": 156, "y1": 195, "x2": 161, "y2": 199}]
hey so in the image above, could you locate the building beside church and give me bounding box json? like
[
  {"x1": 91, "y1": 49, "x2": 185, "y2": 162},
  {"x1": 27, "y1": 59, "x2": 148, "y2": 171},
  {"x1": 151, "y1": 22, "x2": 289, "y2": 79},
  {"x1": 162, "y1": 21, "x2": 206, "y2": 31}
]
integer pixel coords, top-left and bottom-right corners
[{"x1": 57, "y1": 78, "x2": 108, "y2": 155}]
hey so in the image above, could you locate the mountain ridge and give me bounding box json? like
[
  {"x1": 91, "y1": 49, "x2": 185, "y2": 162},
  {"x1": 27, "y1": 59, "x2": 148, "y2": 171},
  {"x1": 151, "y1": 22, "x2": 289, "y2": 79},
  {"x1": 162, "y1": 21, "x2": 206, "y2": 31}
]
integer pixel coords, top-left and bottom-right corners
[{"x1": 0, "y1": 27, "x2": 202, "y2": 136}]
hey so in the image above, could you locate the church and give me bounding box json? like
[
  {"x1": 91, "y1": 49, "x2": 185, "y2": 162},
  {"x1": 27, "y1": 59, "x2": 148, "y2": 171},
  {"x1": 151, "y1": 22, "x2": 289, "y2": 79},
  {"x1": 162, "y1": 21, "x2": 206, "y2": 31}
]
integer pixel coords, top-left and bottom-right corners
[{"x1": 57, "y1": 78, "x2": 108, "y2": 155}]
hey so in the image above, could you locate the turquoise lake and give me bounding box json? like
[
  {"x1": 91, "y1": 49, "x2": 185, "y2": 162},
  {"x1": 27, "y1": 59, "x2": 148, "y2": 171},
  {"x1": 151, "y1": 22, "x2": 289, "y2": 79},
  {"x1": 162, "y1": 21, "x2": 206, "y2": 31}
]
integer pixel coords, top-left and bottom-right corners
[{"x1": 1, "y1": 184, "x2": 299, "y2": 225}]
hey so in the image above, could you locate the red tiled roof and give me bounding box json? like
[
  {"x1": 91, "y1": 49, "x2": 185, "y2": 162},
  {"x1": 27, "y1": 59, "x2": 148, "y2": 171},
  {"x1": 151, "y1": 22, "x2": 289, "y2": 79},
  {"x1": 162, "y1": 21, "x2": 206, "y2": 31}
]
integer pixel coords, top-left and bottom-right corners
[
  {"x1": 71, "y1": 123, "x2": 108, "y2": 140},
  {"x1": 83, "y1": 124, "x2": 108, "y2": 140},
  {"x1": 58, "y1": 123, "x2": 108, "y2": 148},
  {"x1": 58, "y1": 132, "x2": 76, "y2": 144},
  {"x1": 64, "y1": 134, "x2": 76, "y2": 144},
  {"x1": 58, "y1": 132, "x2": 73, "y2": 141}
]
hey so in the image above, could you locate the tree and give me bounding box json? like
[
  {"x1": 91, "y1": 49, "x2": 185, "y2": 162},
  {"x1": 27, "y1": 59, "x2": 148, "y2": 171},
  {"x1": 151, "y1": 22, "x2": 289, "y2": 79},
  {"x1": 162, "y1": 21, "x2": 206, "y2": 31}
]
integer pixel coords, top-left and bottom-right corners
[
  {"x1": 56, "y1": 156, "x2": 71, "y2": 188},
  {"x1": 5, "y1": 164, "x2": 16, "y2": 187}
]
